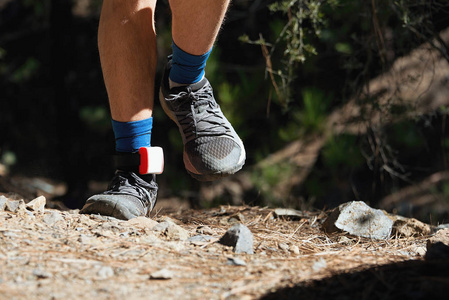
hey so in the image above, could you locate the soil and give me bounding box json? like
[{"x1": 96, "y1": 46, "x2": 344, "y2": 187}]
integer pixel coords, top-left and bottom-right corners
[{"x1": 1, "y1": 196, "x2": 448, "y2": 300}]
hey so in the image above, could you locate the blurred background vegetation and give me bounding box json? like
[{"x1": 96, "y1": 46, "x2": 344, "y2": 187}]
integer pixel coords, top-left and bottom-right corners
[{"x1": 1, "y1": 0, "x2": 449, "y2": 223}]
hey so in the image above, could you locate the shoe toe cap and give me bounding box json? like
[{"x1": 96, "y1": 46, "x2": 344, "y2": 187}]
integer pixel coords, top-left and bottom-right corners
[
  {"x1": 184, "y1": 137, "x2": 245, "y2": 179},
  {"x1": 80, "y1": 195, "x2": 147, "y2": 220}
]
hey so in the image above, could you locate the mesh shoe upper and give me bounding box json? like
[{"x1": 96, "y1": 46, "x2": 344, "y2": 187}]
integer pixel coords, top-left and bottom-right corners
[
  {"x1": 80, "y1": 171, "x2": 158, "y2": 220},
  {"x1": 159, "y1": 60, "x2": 246, "y2": 181}
]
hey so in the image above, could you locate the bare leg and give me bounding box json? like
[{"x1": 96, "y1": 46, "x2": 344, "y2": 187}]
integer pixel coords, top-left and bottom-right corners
[
  {"x1": 98, "y1": 0, "x2": 157, "y2": 122},
  {"x1": 169, "y1": 0, "x2": 231, "y2": 55}
]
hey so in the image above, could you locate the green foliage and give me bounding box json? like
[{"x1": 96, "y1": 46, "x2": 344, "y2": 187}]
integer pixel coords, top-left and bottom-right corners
[
  {"x1": 388, "y1": 121, "x2": 425, "y2": 150},
  {"x1": 11, "y1": 57, "x2": 40, "y2": 83},
  {"x1": 0, "y1": 48, "x2": 6, "y2": 77},
  {"x1": 22, "y1": 0, "x2": 47, "y2": 16},
  {"x1": 277, "y1": 87, "x2": 331, "y2": 142},
  {"x1": 242, "y1": 0, "x2": 339, "y2": 108},
  {"x1": 0, "y1": 150, "x2": 17, "y2": 168},
  {"x1": 298, "y1": 87, "x2": 331, "y2": 134},
  {"x1": 79, "y1": 106, "x2": 110, "y2": 132},
  {"x1": 0, "y1": 47, "x2": 6, "y2": 60},
  {"x1": 251, "y1": 161, "x2": 295, "y2": 206},
  {"x1": 322, "y1": 134, "x2": 364, "y2": 170},
  {"x1": 268, "y1": 0, "x2": 325, "y2": 59}
]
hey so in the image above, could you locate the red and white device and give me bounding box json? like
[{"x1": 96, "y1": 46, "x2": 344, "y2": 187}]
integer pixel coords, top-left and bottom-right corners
[{"x1": 138, "y1": 147, "x2": 164, "y2": 175}]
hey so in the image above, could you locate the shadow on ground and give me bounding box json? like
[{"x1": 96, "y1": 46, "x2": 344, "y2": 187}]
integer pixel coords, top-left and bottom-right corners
[{"x1": 260, "y1": 259, "x2": 449, "y2": 300}]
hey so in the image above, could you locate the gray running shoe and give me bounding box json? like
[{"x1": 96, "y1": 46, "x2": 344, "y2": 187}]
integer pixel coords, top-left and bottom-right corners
[
  {"x1": 159, "y1": 59, "x2": 246, "y2": 181},
  {"x1": 80, "y1": 171, "x2": 158, "y2": 220}
]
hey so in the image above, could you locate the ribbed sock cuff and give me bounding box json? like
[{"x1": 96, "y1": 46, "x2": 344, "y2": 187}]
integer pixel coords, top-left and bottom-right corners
[
  {"x1": 112, "y1": 117, "x2": 152, "y2": 153},
  {"x1": 169, "y1": 40, "x2": 212, "y2": 85}
]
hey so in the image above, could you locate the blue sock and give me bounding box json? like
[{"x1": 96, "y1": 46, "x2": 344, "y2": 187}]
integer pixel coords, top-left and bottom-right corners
[
  {"x1": 169, "y1": 40, "x2": 212, "y2": 85},
  {"x1": 112, "y1": 118, "x2": 152, "y2": 153}
]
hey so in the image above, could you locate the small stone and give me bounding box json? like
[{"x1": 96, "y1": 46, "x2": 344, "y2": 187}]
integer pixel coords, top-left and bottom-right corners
[
  {"x1": 274, "y1": 208, "x2": 305, "y2": 220},
  {"x1": 0, "y1": 196, "x2": 7, "y2": 211},
  {"x1": 426, "y1": 228, "x2": 449, "y2": 260},
  {"x1": 338, "y1": 236, "x2": 353, "y2": 245},
  {"x1": 278, "y1": 243, "x2": 290, "y2": 252},
  {"x1": 227, "y1": 217, "x2": 241, "y2": 225},
  {"x1": 97, "y1": 266, "x2": 114, "y2": 279},
  {"x1": 149, "y1": 268, "x2": 173, "y2": 280},
  {"x1": 43, "y1": 211, "x2": 64, "y2": 225},
  {"x1": 91, "y1": 214, "x2": 116, "y2": 222},
  {"x1": 3, "y1": 230, "x2": 19, "y2": 238},
  {"x1": 206, "y1": 246, "x2": 218, "y2": 253},
  {"x1": 196, "y1": 225, "x2": 214, "y2": 235},
  {"x1": 227, "y1": 257, "x2": 247, "y2": 266},
  {"x1": 126, "y1": 216, "x2": 158, "y2": 229},
  {"x1": 290, "y1": 245, "x2": 300, "y2": 255},
  {"x1": 413, "y1": 246, "x2": 427, "y2": 256},
  {"x1": 188, "y1": 234, "x2": 215, "y2": 246},
  {"x1": 390, "y1": 215, "x2": 431, "y2": 237},
  {"x1": 323, "y1": 201, "x2": 393, "y2": 240},
  {"x1": 312, "y1": 258, "x2": 327, "y2": 272},
  {"x1": 434, "y1": 224, "x2": 449, "y2": 232},
  {"x1": 5, "y1": 199, "x2": 26, "y2": 213},
  {"x1": 26, "y1": 196, "x2": 46, "y2": 213},
  {"x1": 165, "y1": 223, "x2": 190, "y2": 241},
  {"x1": 32, "y1": 269, "x2": 52, "y2": 279},
  {"x1": 219, "y1": 218, "x2": 230, "y2": 226},
  {"x1": 219, "y1": 224, "x2": 254, "y2": 254},
  {"x1": 229, "y1": 212, "x2": 245, "y2": 223},
  {"x1": 152, "y1": 221, "x2": 170, "y2": 233},
  {"x1": 119, "y1": 232, "x2": 129, "y2": 238},
  {"x1": 25, "y1": 211, "x2": 35, "y2": 218}
]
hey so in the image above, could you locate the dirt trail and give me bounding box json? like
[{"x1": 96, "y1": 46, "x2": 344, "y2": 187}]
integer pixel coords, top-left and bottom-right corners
[{"x1": 0, "y1": 198, "x2": 446, "y2": 300}]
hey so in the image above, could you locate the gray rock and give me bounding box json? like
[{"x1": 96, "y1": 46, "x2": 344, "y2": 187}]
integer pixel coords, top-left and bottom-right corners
[
  {"x1": 25, "y1": 211, "x2": 35, "y2": 218},
  {"x1": 219, "y1": 223, "x2": 254, "y2": 254},
  {"x1": 43, "y1": 211, "x2": 64, "y2": 225},
  {"x1": 274, "y1": 208, "x2": 305, "y2": 219},
  {"x1": 91, "y1": 214, "x2": 116, "y2": 222},
  {"x1": 290, "y1": 245, "x2": 300, "y2": 255},
  {"x1": 323, "y1": 201, "x2": 393, "y2": 240},
  {"x1": 434, "y1": 224, "x2": 449, "y2": 232},
  {"x1": 426, "y1": 228, "x2": 449, "y2": 260},
  {"x1": 278, "y1": 243, "x2": 290, "y2": 252},
  {"x1": 227, "y1": 257, "x2": 247, "y2": 266},
  {"x1": 188, "y1": 234, "x2": 215, "y2": 246},
  {"x1": 26, "y1": 196, "x2": 46, "y2": 213},
  {"x1": 0, "y1": 195, "x2": 7, "y2": 211},
  {"x1": 165, "y1": 223, "x2": 190, "y2": 241},
  {"x1": 149, "y1": 268, "x2": 174, "y2": 280},
  {"x1": 32, "y1": 269, "x2": 52, "y2": 279},
  {"x1": 152, "y1": 221, "x2": 170, "y2": 233},
  {"x1": 5, "y1": 199, "x2": 26, "y2": 213},
  {"x1": 97, "y1": 266, "x2": 114, "y2": 279},
  {"x1": 413, "y1": 246, "x2": 427, "y2": 256},
  {"x1": 389, "y1": 215, "x2": 431, "y2": 237},
  {"x1": 196, "y1": 225, "x2": 214, "y2": 235}
]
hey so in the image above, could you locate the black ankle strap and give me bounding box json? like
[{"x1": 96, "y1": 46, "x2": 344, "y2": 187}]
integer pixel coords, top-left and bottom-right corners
[{"x1": 114, "y1": 152, "x2": 140, "y2": 172}]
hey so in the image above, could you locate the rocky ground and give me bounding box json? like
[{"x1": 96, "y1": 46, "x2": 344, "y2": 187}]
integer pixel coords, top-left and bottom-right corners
[{"x1": 0, "y1": 194, "x2": 449, "y2": 300}]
